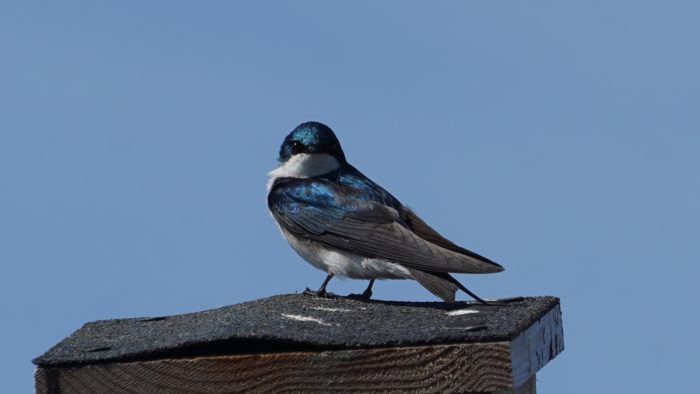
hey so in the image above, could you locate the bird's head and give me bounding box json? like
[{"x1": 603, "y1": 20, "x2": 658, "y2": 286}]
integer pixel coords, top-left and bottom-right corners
[
  {"x1": 269, "y1": 122, "x2": 346, "y2": 180},
  {"x1": 279, "y1": 122, "x2": 345, "y2": 163}
]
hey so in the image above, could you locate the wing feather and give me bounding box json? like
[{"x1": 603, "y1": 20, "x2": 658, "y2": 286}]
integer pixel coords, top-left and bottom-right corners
[{"x1": 269, "y1": 178, "x2": 503, "y2": 274}]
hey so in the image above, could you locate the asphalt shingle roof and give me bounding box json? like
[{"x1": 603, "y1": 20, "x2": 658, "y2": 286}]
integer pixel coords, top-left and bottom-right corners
[{"x1": 34, "y1": 294, "x2": 559, "y2": 367}]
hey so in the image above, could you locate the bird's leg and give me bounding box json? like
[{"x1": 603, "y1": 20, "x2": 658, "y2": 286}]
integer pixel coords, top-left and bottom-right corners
[
  {"x1": 304, "y1": 273, "x2": 335, "y2": 298},
  {"x1": 318, "y1": 273, "x2": 334, "y2": 294},
  {"x1": 348, "y1": 279, "x2": 374, "y2": 301},
  {"x1": 361, "y1": 279, "x2": 374, "y2": 300}
]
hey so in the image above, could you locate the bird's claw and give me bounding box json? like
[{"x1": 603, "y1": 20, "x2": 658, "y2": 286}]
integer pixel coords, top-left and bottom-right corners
[
  {"x1": 347, "y1": 288, "x2": 372, "y2": 301},
  {"x1": 303, "y1": 287, "x2": 337, "y2": 299}
]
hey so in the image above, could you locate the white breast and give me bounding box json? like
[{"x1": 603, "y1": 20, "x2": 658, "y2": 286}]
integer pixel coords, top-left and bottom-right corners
[
  {"x1": 267, "y1": 153, "x2": 340, "y2": 191},
  {"x1": 279, "y1": 227, "x2": 411, "y2": 280}
]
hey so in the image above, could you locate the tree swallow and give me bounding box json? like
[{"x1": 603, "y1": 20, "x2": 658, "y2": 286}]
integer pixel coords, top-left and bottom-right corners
[{"x1": 267, "y1": 122, "x2": 504, "y2": 303}]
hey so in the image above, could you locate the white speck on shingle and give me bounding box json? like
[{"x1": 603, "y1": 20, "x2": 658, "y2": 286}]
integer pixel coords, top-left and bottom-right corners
[
  {"x1": 446, "y1": 309, "x2": 479, "y2": 316},
  {"x1": 281, "y1": 314, "x2": 332, "y2": 326},
  {"x1": 311, "y1": 307, "x2": 353, "y2": 313}
]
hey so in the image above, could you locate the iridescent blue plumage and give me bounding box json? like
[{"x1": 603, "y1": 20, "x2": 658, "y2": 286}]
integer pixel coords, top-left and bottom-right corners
[
  {"x1": 267, "y1": 121, "x2": 503, "y2": 303},
  {"x1": 337, "y1": 165, "x2": 403, "y2": 209},
  {"x1": 278, "y1": 122, "x2": 346, "y2": 163}
]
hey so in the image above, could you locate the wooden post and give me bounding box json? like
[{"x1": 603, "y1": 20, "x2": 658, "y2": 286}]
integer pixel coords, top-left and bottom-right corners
[{"x1": 34, "y1": 295, "x2": 563, "y2": 393}]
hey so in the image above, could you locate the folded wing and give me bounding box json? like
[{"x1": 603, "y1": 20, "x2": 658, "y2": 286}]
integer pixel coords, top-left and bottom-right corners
[{"x1": 269, "y1": 179, "x2": 503, "y2": 274}]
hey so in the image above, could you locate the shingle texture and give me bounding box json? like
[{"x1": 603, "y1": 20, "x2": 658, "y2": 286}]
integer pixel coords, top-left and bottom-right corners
[{"x1": 34, "y1": 294, "x2": 559, "y2": 367}]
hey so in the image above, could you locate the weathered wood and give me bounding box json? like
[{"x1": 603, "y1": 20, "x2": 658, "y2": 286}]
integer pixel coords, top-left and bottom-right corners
[
  {"x1": 35, "y1": 305, "x2": 561, "y2": 393},
  {"x1": 37, "y1": 343, "x2": 511, "y2": 393},
  {"x1": 510, "y1": 304, "x2": 563, "y2": 387}
]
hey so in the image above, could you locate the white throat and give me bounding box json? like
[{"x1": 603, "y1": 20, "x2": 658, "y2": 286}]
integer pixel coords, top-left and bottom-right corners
[{"x1": 267, "y1": 153, "x2": 340, "y2": 190}]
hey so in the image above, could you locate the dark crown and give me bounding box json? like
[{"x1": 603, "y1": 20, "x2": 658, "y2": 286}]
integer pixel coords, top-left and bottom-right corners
[{"x1": 278, "y1": 122, "x2": 346, "y2": 163}]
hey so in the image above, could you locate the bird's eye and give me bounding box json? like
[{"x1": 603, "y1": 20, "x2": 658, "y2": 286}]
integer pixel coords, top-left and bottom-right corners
[{"x1": 291, "y1": 141, "x2": 304, "y2": 154}]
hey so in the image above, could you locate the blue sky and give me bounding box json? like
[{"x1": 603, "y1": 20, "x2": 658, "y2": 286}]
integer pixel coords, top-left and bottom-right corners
[{"x1": 1, "y1": 1, "x2": 698, "y2": 392}]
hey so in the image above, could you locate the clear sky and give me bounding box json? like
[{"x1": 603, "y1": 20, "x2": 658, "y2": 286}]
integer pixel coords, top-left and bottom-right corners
[{"x1": 1, "y1": 1, "x2": 698, "y2": 392}]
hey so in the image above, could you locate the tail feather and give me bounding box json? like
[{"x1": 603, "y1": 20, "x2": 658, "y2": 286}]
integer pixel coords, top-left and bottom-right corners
[
  {"x1": 409, "y1": 269, "x2": 489, "y2": 304},
  {"x1": 408, "y1": 269, "x2": 458, "y2": 302}
]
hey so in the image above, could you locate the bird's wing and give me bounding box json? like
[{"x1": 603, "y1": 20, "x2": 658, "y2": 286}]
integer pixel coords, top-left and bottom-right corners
[
  {"x1": 340, "y1": 166, "x2": 503, "y2": 269},
  {"x1": 268, "y1": 178, "x2": 503, "y2": 274},
  {"x1": 403, "y1": 208, "x2": 503, "y2": 268}
]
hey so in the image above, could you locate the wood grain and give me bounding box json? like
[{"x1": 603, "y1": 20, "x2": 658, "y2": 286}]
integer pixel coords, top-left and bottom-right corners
[{"x1": 37, "y1": 342, "x2": 515, "y2": 393}]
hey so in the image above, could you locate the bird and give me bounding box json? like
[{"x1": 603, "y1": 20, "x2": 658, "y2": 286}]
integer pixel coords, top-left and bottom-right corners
[{"x1": 266, "y1": 121, "x2": 504, "y2": 303}]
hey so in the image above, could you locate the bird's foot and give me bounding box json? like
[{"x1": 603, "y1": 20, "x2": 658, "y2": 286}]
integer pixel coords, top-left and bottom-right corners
[
  {"x1": 347, "y1": 288, "x2": 372, "y2": 301},
  {"x1": 303, "y1": 287, "x2": 337, "y2": 299}
]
